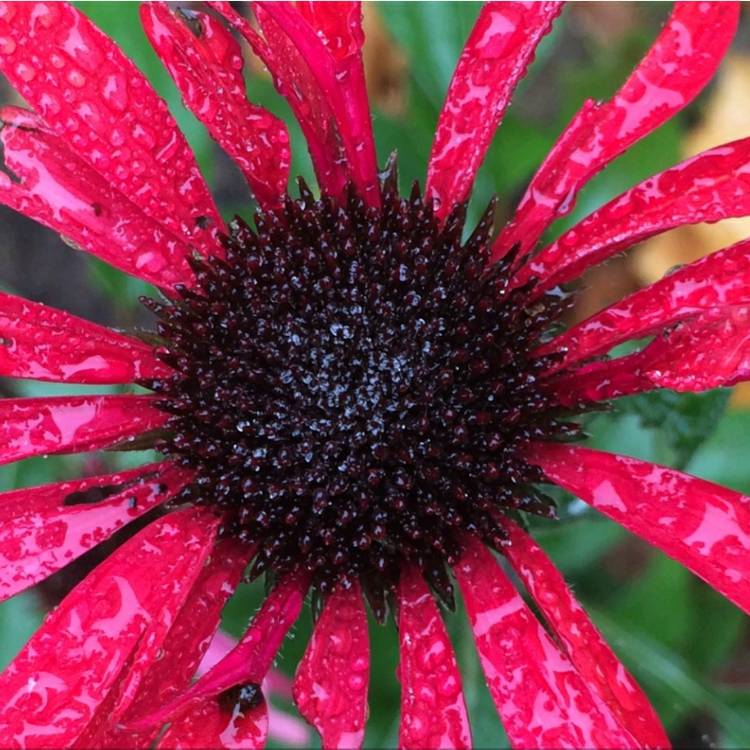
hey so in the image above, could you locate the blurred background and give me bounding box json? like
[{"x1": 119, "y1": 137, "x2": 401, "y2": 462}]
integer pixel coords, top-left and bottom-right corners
[{"x1": 0, "y1": 2, "x2": 749, "y2": 747}]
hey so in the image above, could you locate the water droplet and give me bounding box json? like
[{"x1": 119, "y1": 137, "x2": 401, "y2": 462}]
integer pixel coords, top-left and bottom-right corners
[
  {"x1": 0, "y1": 36, "x2": 16, "y2": 55},
  {"x1": 348, "y1": 673, "x2": 365, "y2": 691},
  {"x1": 101, "y1": 73, "x2": 128, "y2": 112},
  {"x1": 15, "y1": 62, "x2": 35, "y2": 82},
  {"x1": 39, "y1": 91, "x2": 61, "y2": 115},
  {"x1": 67, "y1": 68, "x2": 86, "y2": 88},
  {"x1": 109, "y1": 128, "x2": 126, "y2": 147},
  {"x1": 31, "y1": 3, "x2": 60, "y2": 29},
  {"x1": 76, "y1": 100, "x2": 104, "y2": 133},
  {"x1": 132, "y1": 123, "x2": 156, "y2": 149}
]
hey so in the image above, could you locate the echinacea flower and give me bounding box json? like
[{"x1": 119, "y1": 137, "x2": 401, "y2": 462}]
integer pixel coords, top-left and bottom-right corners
[{"x1": 0, "y1": 1, "x2": 747, "y2": 748}]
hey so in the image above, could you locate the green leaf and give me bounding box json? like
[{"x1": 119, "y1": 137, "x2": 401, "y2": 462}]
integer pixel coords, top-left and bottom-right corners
[
  {"x1": 615, "y1": 389, "x2": 731, "y2": 469},
  {"x1": 0, "y1": 592, "x2": 43, "y2": 670},
  {"x1": 378, "y1": 2, "x2": 481, "y2": 112},
  {"x1": 532, "y1": 517, "x2": 626, "y2": 573},
  {"x1": 689, "y1": 409, "x2": 750, "y2": 494}
]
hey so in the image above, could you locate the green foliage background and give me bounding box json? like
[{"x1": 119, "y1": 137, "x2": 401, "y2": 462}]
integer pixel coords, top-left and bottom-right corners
[{"x1": 0, "y1": 3, "x2": 748, "y2": 747}]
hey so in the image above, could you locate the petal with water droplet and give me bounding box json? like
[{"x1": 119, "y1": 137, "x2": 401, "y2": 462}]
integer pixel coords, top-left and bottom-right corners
[
  {"x1": 0, "y1": 461, "x2": 191, "y2": 602},
  {"x1": 541, "y1": 237, "x2": 750, "y2": 369},
  {"x1": 500, "y1": 519, "x2": 669, "y2": 749},
  {"x1": 545, "y1": 353, "x2": 651, "y2": 407},
  {"x1": 0, "y1": 290, "x2": 170, "y2": 383},
  {"x1": 0, "y1": 462, "x2": 163, "y2": 519},
  {"x1": 157, "y1": 695, "x2": 267, "y2": 750},
  {"x1": 212, "y1": 2, "x2": 378, "y2": 206},
  {"x1": 0, "y1": 508, "x2": 219, "y2": 749},
  {"x1": 141, "y1": 4, "x2": 289, "y2": 211},
  {"x1": 398, "y1": 565, "x2": 470, "y2": 750},
  {"x1": 288, "y1": 1, "x2": 379, "y2": 205},
  {"x1": 516, "y1": 135, "x2": 750, "y2": 293},
  {"x1": 494, "y1": 1, "x2": 740, "y2": 260},
  {"x1": 550, "y1": 305, "x2": 750, "y2": 404},
  {"x1": 293, "y1": 582, "x2": 369, "y2": 750},
  {"x1": 0, "y1": 394, "x2": 167, "y2": 467},
  {"x1": 0, "y1": 107, "x2": 200, "y2": 290},
  {"x1": 528, "y1": 443, "x2": 750, "y2": 616},
  {"x1": 126, "y1": 572, "x2": 309, "y2": 733},
  {"x1": 454, "y1": 537, "x2": 640, "y2": 749},
  {"x1": 426, "y1": 2, "x2": 560, "y2": 219},
  {"x1": 640, "y1": 306, "x2": 750, "y2": 391},
  {"x1": 88, "y1": 538, "x2": 251, "y2": 748},
  {"x1": 0, "y1": 2, "x2": 224, "y2": 255}
]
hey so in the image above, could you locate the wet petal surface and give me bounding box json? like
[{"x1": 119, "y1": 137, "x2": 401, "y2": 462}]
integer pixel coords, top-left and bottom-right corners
[
  {"x1": 0, "y1": 508, "x2": 219, "y2": 749},
  {"x1": 0, "y1": 290, "x2": 169, "y2": 383},
  {"x1": 516, "y1": 135, "x2": 750, "y2": 292},
  {"x1": 541, "y1": 237, "x2": 750, "y2": 368},
  {"x1": 551, "y1": 305, "x2": 750, "y2": 404},
  {"x1": 494, "y1": 1, "x2": 740, "y2": 259},
  {"x1": 94, "y1": 538, "x2": 251, "y2": 749},
  {"x1": 213, "y1": 2, "x2": 378, "y2": 205},
  {"x1": 528, "y1": 444, "x2": 750, "y2": 616},
  {"x1": 259, "y1": 1, "x2": 379, "y2": 205},
  {"x1": 0, "y1": 462, "x2": 191, "y2": 602},
  {"x1": 0, "y1": 107, "x2": 199, "y2": 290},
  {"x1": 0, "y1": 2, "x2": 223, "y2": 255},
  {"x1": 141, "y1": 4, "x2": 289, "y2": 210},
  {"x1": 0, "y1": 394, "x2": 168, "y2": 467},
  {"x1": 158, "y1": 695, "x2": 268, "y2": 750},
  {"x1": 293, "y1": 582, "x2": 369, "y2": 750},
  {"x1": 398, "y1": 565, "x2": 470, "y2": 750},
  {"x1": 426, "y1": 2, "x2": 560, "y2": 219},
  {"x1": 500, "y1": 519, "x2": 669, "y2": 749},
  {"x1": 454, "y1": 537, "x2": 638, "y2": 749},
  {"x1": 127, "y1": 573, "x2": 309, "y2": 732}
]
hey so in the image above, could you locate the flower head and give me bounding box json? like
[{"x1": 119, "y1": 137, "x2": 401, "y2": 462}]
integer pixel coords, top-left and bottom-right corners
[{"x1": 0, "y1": 2, "x2": 747, "y2": 748}]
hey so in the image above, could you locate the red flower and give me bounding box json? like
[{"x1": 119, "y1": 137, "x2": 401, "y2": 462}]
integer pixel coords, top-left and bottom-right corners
[{"x1": 0, "y1": 2, "x2": 746, "y2": 748}]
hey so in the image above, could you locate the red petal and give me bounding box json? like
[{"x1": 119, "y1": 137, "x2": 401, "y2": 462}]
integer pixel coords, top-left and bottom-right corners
[
  {"x1": 0, "y1": 107, "x2": 198, "y2": 290},
  {"x1": 0, "y1": 290, "x2": 169, "y2": 383},
  {"x1": 158, "y1": 695, "x2": 268, "y2": 750},
  {"x1": 0, "y1": 2, "x2": 224, "y2": 256},
  {"x1": 516, "y1": 135, "x2": 750, "y2": 292},
  {"x1": 141, "y1": 4, "x2": 289, "y2": 211},
  {"x1": 0, "y1": 394, "x2": 167, "y2": 467},
  {"x1": 258, "y1": 2, "x2": 379, "y2": 205},
  {"x1": 500, "y1": 519, "x2": 669, "y2": 749},
  {"x1": 528, "y1": 443, "x2": 750, "y2": 616},
  {"x1": 546, "y1": 354, "x2": 650, "y2": 406},
  {"x1": 540, "y1": 237, "x2": 750, "y2": 369},
  {"x1": 91, "y1": 538, "x2": 251, "y2": 749},
  {"x1": 641, "y1": 306, "x2": 750, "y2": 390},
  {"x1": 0, "y1": 462, "x2": 191, "y2": 602},
  {"x1": 550, "y1": 305, "x2": 750, "y2": 404},
  {"x1": 454, "y1": 537, "x2": 639, "y2": 749},
  {"x1": 212, "y1": 2, "x2": 378, "y2": 205},
  {"x1": 126, "y1": 572, "x2": 309, "y2": 732},
  {"x1": 293, "y1": 582, "x2": 369, "y2": 750},
  {"x1": 493, "y1": 1, "x2": 740, "y2": 260},
  {"x1": 397, "y1": 565, "x2": 471, "y2": 750},
  {"x1": 0, "y1": 461, "x2": 165, "y2": 519},
  {"x1": 0, "y1": 508, "x2": 219, "y2": 749},
  {"x1": 426, "y1": 2, "x2": 560, "y2": 219}
]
